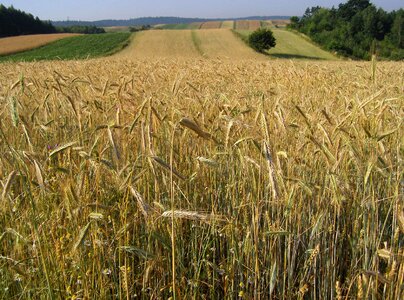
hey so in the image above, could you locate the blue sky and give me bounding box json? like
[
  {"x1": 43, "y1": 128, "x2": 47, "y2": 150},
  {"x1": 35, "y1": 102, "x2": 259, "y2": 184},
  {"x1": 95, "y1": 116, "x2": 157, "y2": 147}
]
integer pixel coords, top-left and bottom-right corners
[{"x1": 1, "y1": 1, "x2": 402, "y2": 21}]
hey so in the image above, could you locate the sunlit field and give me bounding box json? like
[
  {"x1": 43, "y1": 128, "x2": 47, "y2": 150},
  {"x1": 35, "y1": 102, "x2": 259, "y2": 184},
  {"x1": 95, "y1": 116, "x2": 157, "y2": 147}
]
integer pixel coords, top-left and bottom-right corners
[{"x1": 0, "y1": 57, "x2": 403, "y2": 299}]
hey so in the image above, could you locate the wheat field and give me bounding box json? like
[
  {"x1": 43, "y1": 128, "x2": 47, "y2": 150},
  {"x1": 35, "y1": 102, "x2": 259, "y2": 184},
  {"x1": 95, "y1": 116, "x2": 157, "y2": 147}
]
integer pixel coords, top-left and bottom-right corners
[
  {"x1": 0, "y1": 57, "x2": 403, "y2": 299},
  {"x1": 116, "y1": 30, "x2": 200, "y2": 59},
  {"x1": 116, "y1": 29, "x2": 267, "y2": 61},
  {"x1": 193, "y1": 29, "x2": 266, "y2": 60},
  {"x1": 234, "y1": 20, "x2": 263, "y2": 30},
  {"x1": 220, "y1": 21, "x2": 235, "y2": 29},
  {"x1": 200, "y1": 21, "x2": 223, "y2": 29}
]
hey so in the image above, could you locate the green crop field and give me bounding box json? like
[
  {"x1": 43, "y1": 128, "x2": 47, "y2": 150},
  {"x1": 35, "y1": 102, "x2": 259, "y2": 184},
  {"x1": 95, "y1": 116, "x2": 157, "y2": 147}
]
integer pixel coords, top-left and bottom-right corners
[{"x1": 0, "y1": 33, "x2": 131, "y2": 62}]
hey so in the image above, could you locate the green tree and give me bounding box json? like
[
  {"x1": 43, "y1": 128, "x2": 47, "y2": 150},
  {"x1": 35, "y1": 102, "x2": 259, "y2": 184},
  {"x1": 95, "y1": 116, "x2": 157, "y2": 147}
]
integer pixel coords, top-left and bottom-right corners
[
  {"x1": 291, "y1": 0, "x2": 402, "y2": 60},
  {"x1": 248, "y1": 28, "x2": 276, "y2": 53},
  {"x1": 0, "y1": 5, "x2": 56, "y2": 37},
  {"x1": 338, "y1": 0, "x2": 372, "y2": 20},
  {"x1": 389, "y1": 9, "x2": 404, "y2": 48},
  {"x1": 289, "y1": 16, "x2": 300, "y2": 29}
]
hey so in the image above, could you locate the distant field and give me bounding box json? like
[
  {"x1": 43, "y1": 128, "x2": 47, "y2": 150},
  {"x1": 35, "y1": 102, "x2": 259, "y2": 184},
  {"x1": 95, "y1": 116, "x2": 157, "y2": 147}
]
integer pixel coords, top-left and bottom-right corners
[
  {"x1": 0, "y1": 33, "x2": 80, "y2": 56},
  {"x1": 156, "y1": 23, "x2": 203, "y2": 30},
  {"x1": 235, "y1": 29, "x2": 337, "y2": 60},
  {"x1": 116, "y1": 29, "x2": 267, "y2": 60},
  {"x1": 103, "y1": 26, "x2": 131, "y2": 33},
  {"x1": 271, "y1": 19, "x2": 291, "y2": 27},
  {"x1": 157, "y1": 23, "x2": 192, "y2": 30},
  {"x1": 247, "y1": 20, "x2": 261, "y2": 30},
  {"x1": 235, "y1": 20, "x2": 250, "y2": 30},
  {"x1": 0, "y1": 33, "x2": 131, "y2": 62},
  {"x1": 260, "y1": 20, "x2": 273, "y2": 28},
  {"x1": 200, "y1": 21, "x2": 222, "y2": 29},
  {"x1": 116, "y1": 30, "x2": 200, "y2": 59},
  {"x1": 221, "y1": 21, "x2": 234, "y2": 29},
  {"x1": 194, "y1": 29, "x2": 266, "y2": 60},
  {"x1": 189, "y1": 22, "x2": 203, "y2": 29},
  {"x1": 234, "y1": 20, "x2": 263, "y2": 30},
  {"x1": 156, "y1": 20, "x2": 273, "y2": 31},
  {"x1": 114, "y1": 28, "x2": 336, "y2": 61},
  {"x1": 263, "y1": 20, "x2": 273, "y2": 27}
]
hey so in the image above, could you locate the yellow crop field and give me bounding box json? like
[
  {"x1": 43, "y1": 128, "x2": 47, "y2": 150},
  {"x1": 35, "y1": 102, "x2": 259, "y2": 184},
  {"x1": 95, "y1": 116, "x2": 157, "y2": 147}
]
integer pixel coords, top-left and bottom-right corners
[
  {"x1": 190, "y1": 22, "x2": 203, "y2": 29},
  {"x1": 0, "y1": 33, "x2": 81, "y2": 55},
  {"x1": 271, "y1": 19, "x2": 291, "y2": 27},
  {"x1": 116, "y1": 30, "x2": 200, "y2": 59},
  {"x1": 264, "y1": 20, "x2": 274, "y2": 27},
  {"x1": 248, "y1": 20, "x2": 261, "y2": 30},
  {"x1": 116, "y1": 29, "x2": 266, "y2": 61},
  {"x1": 221, "y1": 20, "x2": 234, "y2": 29},
  {"x1": 200, "y1": 21, "x2": 222, "y2": 29},
  {"x1": 235, "y1": 20, "x2": 250, "y2": 30},
  {"x1": 103, "y1": 26, "x2": 131, "y2": 33},
  {"x1": 195, "y1": 29, "x2": 266, "y2": 60},
  {"x1": 0, "y1": 36, "x2": 403, "y2": 299},
  {"x1": 234, "y1": 20, "x2": 262, "y2": 30}
]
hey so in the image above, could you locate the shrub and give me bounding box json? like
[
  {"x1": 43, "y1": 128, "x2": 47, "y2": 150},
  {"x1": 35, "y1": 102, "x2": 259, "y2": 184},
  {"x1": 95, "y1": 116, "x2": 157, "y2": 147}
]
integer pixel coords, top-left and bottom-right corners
[{"x1": 248, "y1": 28, "x2": 276, "y2": 53}]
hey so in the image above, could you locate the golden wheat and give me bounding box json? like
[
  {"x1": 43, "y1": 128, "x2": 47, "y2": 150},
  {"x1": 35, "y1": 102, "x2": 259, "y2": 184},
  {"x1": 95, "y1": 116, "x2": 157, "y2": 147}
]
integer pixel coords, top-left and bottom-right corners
[{"x1": 0, "y1": 57, "x2": 402, "y2": 299}]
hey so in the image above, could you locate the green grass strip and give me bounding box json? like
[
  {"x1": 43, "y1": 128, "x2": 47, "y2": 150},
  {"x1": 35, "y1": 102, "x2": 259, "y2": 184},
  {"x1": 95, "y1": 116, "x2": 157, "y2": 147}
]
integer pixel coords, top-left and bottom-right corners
[
  {"x1": 231, "y1": 29, "x2": 251, "y2": 47},
  {"x1": 232, "y1": 29, "x2": 337, "y2": 60},
  {"x1": 191, "y1": 30, "x2": 204, "y2": 56}
]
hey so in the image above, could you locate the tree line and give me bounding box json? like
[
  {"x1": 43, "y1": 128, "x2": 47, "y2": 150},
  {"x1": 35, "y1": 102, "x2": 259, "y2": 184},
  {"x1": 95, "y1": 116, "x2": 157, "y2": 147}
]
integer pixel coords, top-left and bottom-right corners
[
  {"x1": 289, "y1": 0, "x2": 404, "y2": 60},
  {"x1": 52, "y1": 16, "x2": 291, "y2": 28},
  {"x1": 56, "y1": 26, "x2": 105, "y2": 34},
  {"x1": 0, "y1": 5, "x2": 55, "y2": 37},
  {"x1": 0, "y1": 5, "x2": 106, "y2": 37}
]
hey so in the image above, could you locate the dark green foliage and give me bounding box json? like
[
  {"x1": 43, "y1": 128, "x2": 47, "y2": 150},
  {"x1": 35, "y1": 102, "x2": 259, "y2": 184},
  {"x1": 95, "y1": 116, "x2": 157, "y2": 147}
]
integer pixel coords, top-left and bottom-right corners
[
  {"x1": 289, "y1": 0, "x2": 404, "y2": 60},
  {"x1": 56, "y1": 25, "x2": 106, "y2": 34},
  {"x1": 289, "y1": 16, "x2": 300, "y2": 28},
  {"x1": 0, "y1": 5, "x2": 56, "y2": 37},
  {"x1": 248, "y1": 28, "x2": 276, "y2": 53},
  {"x1": 52, "y1": 16, "x2": 291, "y2": 28},
  {"x1": 0, "y1": 33, "x2": 131, "y2": 62},
  {"x1": 338, "y1": 0, "x2": 372, "y2": 20},
  {"x1": 129, "y1": 25, "x2": 151, "y2": 32}
]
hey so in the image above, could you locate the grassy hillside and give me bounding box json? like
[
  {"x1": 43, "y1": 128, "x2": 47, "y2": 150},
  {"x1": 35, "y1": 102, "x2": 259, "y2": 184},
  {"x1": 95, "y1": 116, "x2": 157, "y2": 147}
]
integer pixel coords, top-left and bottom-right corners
[
  {"x1": 236, "y1": 29, "x2": 337, "y2": 60},
  {"x1": 0, "y1": 33, "x2": 131, "y2": 62}
]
